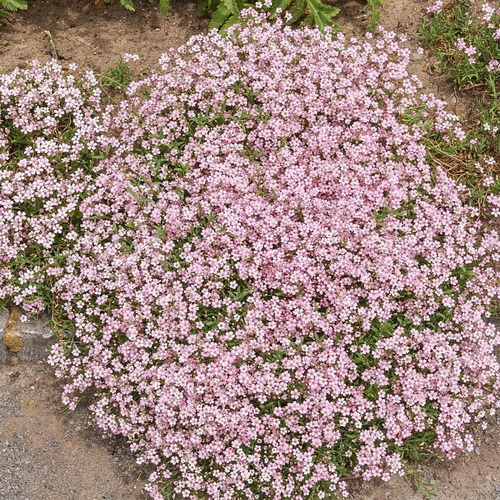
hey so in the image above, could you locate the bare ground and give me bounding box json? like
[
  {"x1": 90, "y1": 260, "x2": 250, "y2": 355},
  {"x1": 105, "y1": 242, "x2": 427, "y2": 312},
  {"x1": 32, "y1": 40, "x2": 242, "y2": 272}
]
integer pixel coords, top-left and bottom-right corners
[
  {"x1": 0, "y1": 0, "x2": 206, "y2": 72},
  {"x1": 0, "y1": 0, "x2": 498, "y2": 499},
  {"x1": 0, "y1": 363, "x2": 146, "y2": 500}
]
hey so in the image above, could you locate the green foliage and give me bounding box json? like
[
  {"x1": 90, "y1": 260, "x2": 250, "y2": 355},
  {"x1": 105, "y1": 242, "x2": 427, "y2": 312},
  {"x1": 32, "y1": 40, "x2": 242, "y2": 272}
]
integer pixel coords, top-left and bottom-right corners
[
  {"x1": 421, "y1": 1, "x2": 500, "y2": 87},
  {"x1": 421, "y1": 0, "x2": 499, "y2": 211},
  {"x1": 367, "y1": 0, "x2": 383, "y2": 32},
  {"x1": 198, "y1": 0, "x2": 341, "y2": 31},
  {"x1": 0, "y1": 0, "x2": 27, "y2": 18},
  {"x1": 99, "y1": 59, "x2": 134, "y2": 91},
  {"x1": 159, "y1": 0, "x2": 169, "y2": 17}
]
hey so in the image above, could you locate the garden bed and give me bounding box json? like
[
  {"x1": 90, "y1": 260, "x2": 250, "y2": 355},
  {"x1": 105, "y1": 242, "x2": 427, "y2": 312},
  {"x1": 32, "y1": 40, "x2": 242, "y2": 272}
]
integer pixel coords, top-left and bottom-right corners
[{"x1": 0, "y1": 1, "x2": 498, "y2": 499}]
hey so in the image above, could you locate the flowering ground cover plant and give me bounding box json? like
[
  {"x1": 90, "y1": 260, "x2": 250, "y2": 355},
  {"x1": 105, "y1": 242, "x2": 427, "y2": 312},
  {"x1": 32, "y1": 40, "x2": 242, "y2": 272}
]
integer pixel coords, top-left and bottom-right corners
[
  {"x1": 1, "y1": 10, "x2": 499, "y2": 500},
  {"x1": 423, "y1": 0, "x2": 499, "y2": 84}
]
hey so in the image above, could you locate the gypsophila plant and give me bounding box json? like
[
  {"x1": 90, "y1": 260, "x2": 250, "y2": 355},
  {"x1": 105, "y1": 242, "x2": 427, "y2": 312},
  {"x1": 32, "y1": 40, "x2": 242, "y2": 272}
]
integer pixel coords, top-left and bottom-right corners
[
  {"x1": 0, "y1": 8, "x2": 498, "y2": 500},
  {"x1": 18, "y1": 10, "x2": 494, "y2": 499},
  {"x1": 422, "y1": 0, "x2": 499, "y2": 209}
]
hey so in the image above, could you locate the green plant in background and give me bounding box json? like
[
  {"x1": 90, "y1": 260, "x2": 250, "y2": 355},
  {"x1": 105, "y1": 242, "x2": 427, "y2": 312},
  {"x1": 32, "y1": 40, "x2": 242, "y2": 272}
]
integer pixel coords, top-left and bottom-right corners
[
  {"x1": 0, "y1": 0, "x2": 383, "y2": 32},
  {"x1": 421, "y1": 0, "x2": 499, "y2": 210},
  {"x1": 197, "y1": 0, "x2": 340, "y2": 31},
  {"x1": 367, "y1": 0, "x2": 383, "y2": 31},
  {"x1": 0, "y1": 0, "x2": 27, "y2": 18},
  {"x1": 422, "y1": 1, "x2": 499, "y2": 87},
  {"x1": 99, "y1": 59, "x2": 135, "y2": 91},
  {"x1": 197, "y1": 0, "x2": 384, "y2": 32}
]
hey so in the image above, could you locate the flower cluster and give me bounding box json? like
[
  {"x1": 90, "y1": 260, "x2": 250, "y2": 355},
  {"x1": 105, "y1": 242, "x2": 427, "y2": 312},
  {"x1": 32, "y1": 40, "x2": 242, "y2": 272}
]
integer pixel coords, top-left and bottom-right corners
[
  {"x1": 46, "y1": 13, "x2": 499, "y2": 499},
  {"x1": 0, "y1": 60, "x2": 105, "y2": 314},
  {"x1": 456, "y1": 37, "x2": 478, "y2": 64},
  {"x1": 426, "y1": 0, "x2": 500, "y2": 78},
  {"x1": 1, "y1": 11, "x2": 499, "y2": 500},
  {"x1": 426, "y1": 0, "x2": 443, "y2": 15}
]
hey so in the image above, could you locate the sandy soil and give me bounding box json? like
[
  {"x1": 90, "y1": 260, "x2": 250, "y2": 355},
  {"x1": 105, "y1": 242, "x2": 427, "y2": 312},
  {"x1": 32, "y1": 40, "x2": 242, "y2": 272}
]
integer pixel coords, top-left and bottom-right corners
[
  {"x1": 0, "y1": 0, "x2": 498, "y2": 499},
  {"x1": 0, "y1": 0, "x2": 206, "y2": 72},
  {"x1": 0, "y1": 363, "x2": 146, "y2": 500}
]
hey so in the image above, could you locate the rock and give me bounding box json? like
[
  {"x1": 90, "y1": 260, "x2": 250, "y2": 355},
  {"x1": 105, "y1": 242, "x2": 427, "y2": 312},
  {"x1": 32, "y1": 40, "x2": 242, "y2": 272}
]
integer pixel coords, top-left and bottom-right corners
[
  {"x1": 0, "y1": 310, "x2": 11, "y2": 363},
  {"x1": 1, "y1": 308, "x2": 54, "y2": 362},
  {"x1": 4, "y1": 308, "x2": 23, "y2": 353}
]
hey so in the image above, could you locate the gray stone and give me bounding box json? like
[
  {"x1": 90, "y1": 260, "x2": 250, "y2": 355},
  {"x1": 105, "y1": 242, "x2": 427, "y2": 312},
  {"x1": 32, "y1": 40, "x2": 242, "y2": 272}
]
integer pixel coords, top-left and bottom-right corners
[
  {"x1": 0, "y1": 308, "x2": 9, "y2": 365},
  {"x1": 0, "y1": 308, "x2": 54, "y2": 364},
  {"x1": 16, "y1": 314, "x2": 54, "y2": 363}
]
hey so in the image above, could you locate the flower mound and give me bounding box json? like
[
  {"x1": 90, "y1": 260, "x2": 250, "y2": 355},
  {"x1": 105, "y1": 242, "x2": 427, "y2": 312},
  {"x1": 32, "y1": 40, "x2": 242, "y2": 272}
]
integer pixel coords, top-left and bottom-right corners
[{"x1": 42, "y1": 14, "x2": 499, "y2": 500}]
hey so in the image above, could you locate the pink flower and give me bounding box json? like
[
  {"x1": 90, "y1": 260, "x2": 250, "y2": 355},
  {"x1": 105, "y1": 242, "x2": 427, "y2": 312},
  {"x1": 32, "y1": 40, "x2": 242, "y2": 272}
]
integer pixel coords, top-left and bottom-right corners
[
  {"x1": 426, "y1": 0, "x2": 443, "y2": 14},
  {"x1": 2, "y1": 12, "x2": 499, "y2": 500}
]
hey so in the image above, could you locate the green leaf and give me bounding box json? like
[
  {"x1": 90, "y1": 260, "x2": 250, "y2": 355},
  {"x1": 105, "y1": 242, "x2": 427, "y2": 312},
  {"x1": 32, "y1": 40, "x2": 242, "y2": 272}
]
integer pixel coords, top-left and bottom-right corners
[
  {"x1": 126, "y1": 187, "x2": 140, "y2": 201},
  {"x1": 305, "y1": 0, "x2": 339, "y2": 31},
  {"x1": 0, "y1": 0, "x2": 27, "y2": 11},
  {"x1": 288, "y1": 0, "x2": 306, "y2": 24},
  {"x1": 197, "y1": 0, "x2": 209, "y2": 17},
  {"x1": 209, "y1": 1, "x2": 230, "y2": 29},
  {"x1": 159, "y1": 0, "x2": 169, "y2": 17},
  {"x1": 220, "y1": 13, "x2": 241, "y2": 32},
  {"x1": 367, "y1": 0, "x2": 382, "y2": 32},
  {"x1": 222, "y1": 0, "x2": 238, "y2": 17},
  {"x1": 271, "y1": 0, "x2": 293, "y2": 13},
  {"x1": 120, "y1": 0, "x2": 135, "y2": 11}
]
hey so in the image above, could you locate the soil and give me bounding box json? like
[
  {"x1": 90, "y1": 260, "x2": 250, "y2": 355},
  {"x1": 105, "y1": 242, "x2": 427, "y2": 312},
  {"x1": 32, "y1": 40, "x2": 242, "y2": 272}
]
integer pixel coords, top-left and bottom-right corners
[
  {"x1": 0, "y1": 0, "x2": 498, "y2": 499},
  {"x1": 0, "y1": 363, "x2": 146, "y2": 500},
  {"x1": 0, "y1": 0, "x2": 206, "y2": 72}
]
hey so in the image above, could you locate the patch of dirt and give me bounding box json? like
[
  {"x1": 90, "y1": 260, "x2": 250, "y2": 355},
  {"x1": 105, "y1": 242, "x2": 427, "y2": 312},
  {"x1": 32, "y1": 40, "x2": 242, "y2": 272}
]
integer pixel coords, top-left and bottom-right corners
[
  {"x1": 0, "y1": 0, "x2": 205, "y2": 72},
  {"x1": 0, "y1": 362, "x2": 147, "y2": 500}
]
